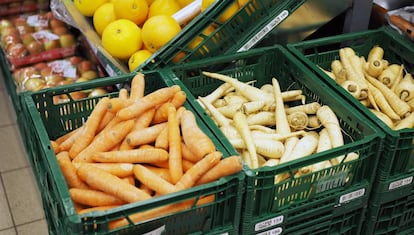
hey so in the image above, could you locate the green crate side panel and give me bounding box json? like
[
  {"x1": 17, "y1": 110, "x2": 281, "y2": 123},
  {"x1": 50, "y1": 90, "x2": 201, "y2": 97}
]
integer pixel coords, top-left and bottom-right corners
[
  {"x1": 165, "y1": 45, "x2": 383, "y2": 234},
  {"x1": 287, "y1": 27, "x2": 414, "y2": 180},
  {"x1": 24, "y1": 72, "x2": 244, "y2": 234},
  {"x1": 136, "y1": 0, "x2": 305, "y2": 71},
  {"x1": 364, "y1": 186, "x2": 414, "y2": 235},
  {"x1": 241, "y1": 184, "x2": 369, "y2": 234}
]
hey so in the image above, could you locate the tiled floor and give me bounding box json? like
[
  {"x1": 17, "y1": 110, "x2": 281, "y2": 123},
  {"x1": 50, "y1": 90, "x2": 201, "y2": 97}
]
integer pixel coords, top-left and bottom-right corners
[{"x1": 0, "y1": 74, "x2": 48, "y2": 235}]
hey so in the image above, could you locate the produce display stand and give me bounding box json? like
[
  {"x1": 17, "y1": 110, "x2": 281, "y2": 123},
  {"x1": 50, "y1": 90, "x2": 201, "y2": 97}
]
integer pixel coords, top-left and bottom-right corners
[
  {"x1": 56, "y1": 0, "x2": 305, "y2": 74},
  {"x1": 20, "y1": 72, "x2": 245, "y2": 235},
  {"x1": 287, "y1": 26, "x2": 414, "y2": 235},
  {"x1": 164, "y1": 45, "x2": 384, "y2": 234}
]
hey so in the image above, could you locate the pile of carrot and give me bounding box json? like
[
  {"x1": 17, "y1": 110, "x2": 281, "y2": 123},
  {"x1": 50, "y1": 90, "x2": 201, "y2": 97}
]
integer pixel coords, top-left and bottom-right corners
[
  {"x1": 318, "y1": 46, "x2": 414, "y2": 130},
  {"x1": 49, "y1": 73, "x2": 243, "y2": 229},
  {"x1": 198, "y1": 71, "x2": 357, "y2": 181}
]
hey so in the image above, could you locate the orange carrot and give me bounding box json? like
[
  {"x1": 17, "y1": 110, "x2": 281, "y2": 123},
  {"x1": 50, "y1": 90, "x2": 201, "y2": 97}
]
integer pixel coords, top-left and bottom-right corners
[
  {"x1": 175, "y1": 151, "x2": 222, "y2": 191},
  {"x1": 168, "y1": 105, "x2": 183, "y2": 184},
  {"x1": 56, "y1": 151, "x2": 89, "y2": 189},
  {"x1": 152, "y1": 91, "x2": 187, "y2": 124},
  {"x1": 182, "y1": 159, "x2": 195, "y2": 172},
  {"x1": 119, "y1": 88, "x2": 129, "y2": 100},
  {"x1": 69, "y1": 188, "x2": 125, "y2": 207},
  {"x1": 117, "y1": 85, "x2": 181, "y2": 121},
  {"x1": 181, "y1": 142, "x2": 198, "y2": 162},
  {"x1": 126, "y1": 122, "x2": 167, "y2": 147},
  {"x1": 55, "y1": 127, "x2": 81, "y2": 145},
  {"x1": 107, "y1": 97, "x2": 133, "y2": 113},
  {"x1": 122, "y1": 176, "x2": 136, "y2": 185},
  {"x1": 73, "y1": 119, "x2": 135, "y2": 162},
  {"x1": 154, "y1": 125, "x2": 169, "y2": 150},
  {"x1": 69, "y1": 97, "x2": 110, "y2": 158},
  {"x1": 72, "y1": 162, "x2": 134, "y2": 178},
  {"x1": 195, "y1": 155, "x2": 243, "y2": 185},
  {"x1": 92, "y1": 148, "x2": 169, "y2": 163},
  {"x1": 129, "y1": 73, "x2": 145, "y2": 100},
  {"x1": 143, "y1": 165, "x2": 172, "y2": 182},
  {"x1": 50, "y1": 140, "x2": 60, "y2": 154},
  {"x1": 180, "y1": 110, "x2": 216, "y2": 161},
  {"x1": 58, "y1": 126, "x2": 84, "y2": 151},
  {"x1": 133, "y1": 164, "x2": 176, "y2": 195},
  {"x1": 97, "y1": 112, "x2": 116, "y2": 133},
  {"x1": 77, "y1": 165, "x2": 151, "y2": 203}
]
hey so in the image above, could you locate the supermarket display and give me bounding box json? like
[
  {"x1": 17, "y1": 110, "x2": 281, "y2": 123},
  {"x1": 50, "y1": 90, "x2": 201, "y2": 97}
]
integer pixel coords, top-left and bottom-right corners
[{"x1": 0, "y1": 0, "x2": 413, "y2": 234}]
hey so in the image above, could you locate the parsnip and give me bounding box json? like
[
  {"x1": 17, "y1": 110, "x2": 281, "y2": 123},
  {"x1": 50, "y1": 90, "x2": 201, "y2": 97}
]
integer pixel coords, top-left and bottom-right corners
[
  {"x1": 233, "y1": 112, "x2": 259, "y2": 168},
  {"x1": 285, "y1": 102, "x2": 321, "y2": 115}
]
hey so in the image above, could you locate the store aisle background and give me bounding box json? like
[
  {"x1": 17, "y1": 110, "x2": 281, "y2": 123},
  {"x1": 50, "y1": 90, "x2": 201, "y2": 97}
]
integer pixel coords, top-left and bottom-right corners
[{"x1": 0, "y1": 74, "x2": 48, "y2": 235}]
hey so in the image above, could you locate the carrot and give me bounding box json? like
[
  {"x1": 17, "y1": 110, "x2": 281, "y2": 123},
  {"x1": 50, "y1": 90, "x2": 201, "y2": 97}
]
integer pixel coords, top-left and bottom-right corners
[
  {"x1": 73, "y1": 162, "x2": 134, "y2": 178},
  {"x1": 180, "y1": 110, "x2": 216, "y2": 160},
  {"x1": 175, "y1": 151, "x2": 222, "y2": 191},
  {"x1": 272, "y1": 78, "x2": 291, "y2": 135},
  {"x1": 55, "y1": 127, "x2": 81, "y2": 145},
  {"x1": 133, "y1": 164, "x2": 177, "y2": 195},
  {"x1": 56, "y1": 151, "x2": 89, "y2": 189},
  {"x1": 117, "y1": 85, "x2": 181, "y2": 121},
  {"x1": 129, "y1": 73, "x2": 145, "y2": 100},
  {"x1": 69, "y1": 97, "x2": 110, "y2": 158},
  {"x1": 131, "y1": 108, "x2": 156, "y2": 131},
  {"x1": 126, "y1": 122, "x2": 167, "y2": 147},
  {"x1": 92, "y1": 148, "x2": 169, "y2": 163},
  {"x1": 69, "y1": 188, "x2": 125, "y2": 207},
  {"x1": 394, "y1": 112, "x2": 414, "y2": 130},
  {"x1": 50, "y1": 140, "x2": 60, "y2": 154},
  {"x1": 152, "y1": 91, "x2": 187, "y2": 124},
  {"x1": 143, "y1": 165, "x2": 173, "y2": 182},
  {"x1": 73, "y1": 119, "x2": 135, "y2": 162},
  {"x1": 166, "y1": 105, "x2": 183, "y2": 184},
  {"x1": 58, "y1": 126, "x2": 84, "y2": 151},
  {"x1": 365, "y1": 72, "x2": 411, "y2": 118},
  {"x1": 107, "y1": 97, "x2": 133, "y2": 113},
  {"x1": 154, "y1": 125, "x2": 169, "y2": 150},
  {"x1": 122, "y1": 176, "x2": 136, "y2": 185},
  {"x1": 77, "y1": 165, "x2": 151, "y2": 203},
  {"x1": 195, "y1": 155, "x2": 242, "y2": 185},
  {"x1": 97, "y1": 112, "x2": 116, "y2": 133},
  {"x1": 233, "y1": 111, "x2": 259, "y2": 169},
  {"x1": 118, "y1": 88, "x2": 129, "y2": 100},
  {"x1": 202, "y1": 71, "x2": 274, "y2": 104}
]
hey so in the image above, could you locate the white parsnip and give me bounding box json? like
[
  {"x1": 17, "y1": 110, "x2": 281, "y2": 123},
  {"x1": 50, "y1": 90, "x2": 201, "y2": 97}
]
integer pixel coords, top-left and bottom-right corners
[
  {"x1": 246, "y1": 111, "x2": 275, "y2": 126},
  {"x1": 198, "y1": 96, "x2": 231, "y2": 127},
  {"x1": 199, "y1": 82, "x2": 233, "y2": 105},
  {"x1": 287, "y1": 111, "x2": 309, "y2": 130},
  {"x1": 272, "y1": 78, "x2": 291, "y2": 135},
  {"x1": 233, "y1": 112, "x2": 259, "y2": 169}
]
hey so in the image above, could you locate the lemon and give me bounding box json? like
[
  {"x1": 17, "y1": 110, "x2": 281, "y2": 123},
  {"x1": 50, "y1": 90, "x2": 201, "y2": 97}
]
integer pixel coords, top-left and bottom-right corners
[
  {"x1": 114, "y1": 0, "x2": 149, "y2": 26},
  {"x1": 128, "y1": 49, "x2": 153, "y2": 71},
  {"x1": 93, "y1": 3, "x2": 117, "y2": 36},
  {"x1": 148, "y1": 0, "x2": 181, "y2": 18},
  {"x1": 102, "y1": 19, "x2": 142, "y2": 60},
  {"x1": 141, "y1": 15, "x2": 181, "y2": 53},
  {"x1": 201, "y1": 0, "x2": 239, "y2": 23},
  {"x1": 74, "y1": 0, "x2": 109, "y2": 17},
  {"x1": 188, "y1": 25, "x2": 215, "y2": 50},
  {"x1": 177, "y1": 0, "x2": 193, "y2": 7}
]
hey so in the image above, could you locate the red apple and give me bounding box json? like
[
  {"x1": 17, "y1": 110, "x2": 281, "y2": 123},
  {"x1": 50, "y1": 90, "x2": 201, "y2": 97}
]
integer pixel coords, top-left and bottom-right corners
[
  {"x1": 21, "y1": 33, "x2": 35, "y2": 46},
  {"x1": 59, "y1": 34, "x2": 76, "y2": 48},
  {"x1": 2, "y1": 34, "x2": 21, "y2": 48},
  {"x1": 13, "y1": 17, "x2": 28, "y2": 27},
  {"x1": 80, "y1": 70, "x2": 98, "y2": 80},
  {"x1": 27, "y1": 40, "x2": 44, "y2": 55},
  {"x1": 17, "y1": 25, "x2": 34, "y2": 35},
  {"x1": 34, "y1": 62, "x2": 48, "y2": 70},
  {"x1": 43, "y1": 39, "x2": 61, "y2": 51},
  {"x1": 40, "y1": 66, "x2": 52, "y2": 77}
]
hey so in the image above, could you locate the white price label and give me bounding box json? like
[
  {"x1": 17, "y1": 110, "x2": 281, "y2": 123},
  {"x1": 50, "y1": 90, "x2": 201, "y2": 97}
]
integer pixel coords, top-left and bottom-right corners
[
  {"x1": 255, "y1": 215, "x2": 284, "y2": 231},
  {"x1": 389, "y1": 176, "x2": 413, "y2": 190},
  {"x1": 339, "y1": 188, "x2": 365, "y2": 204},
  {"x1": 142, "y1": 225, "x2": 165, "y2": 235},
  {"x1": 257, "y1": 227, "x2": 283, "y2": 235},
  {"x1": 238, "y1": 10, "x2": 289, "y2": 52}
]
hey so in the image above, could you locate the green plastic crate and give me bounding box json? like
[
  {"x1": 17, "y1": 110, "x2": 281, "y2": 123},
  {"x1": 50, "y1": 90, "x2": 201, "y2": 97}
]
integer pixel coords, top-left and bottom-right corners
[
  {"x1": 21, "y1": 71, "x2": 244, "y2": 235},
  {"x1": 164, "y1": 45, "x2": 384, "y2": 234},
  {"x1": 363, "y1": 185, "x2": 414, "y2": 235},
  {"x1": 287, "y1": 26, "x2": 414, "y2": 198}
]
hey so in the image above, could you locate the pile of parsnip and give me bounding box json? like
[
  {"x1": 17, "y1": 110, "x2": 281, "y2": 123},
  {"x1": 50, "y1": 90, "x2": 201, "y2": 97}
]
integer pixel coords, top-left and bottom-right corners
[
  {"x1": 49, "y1": 73, "x2": 243, "y2": 229},
  {"x1": 319, "y1": 46, "x2": 414, "y2": 130},
  {"x1": 198, "y1": 71, "x2": 357, "y2": 180}
]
